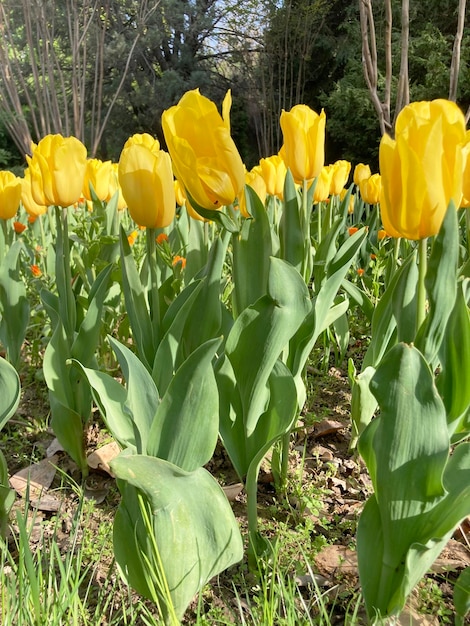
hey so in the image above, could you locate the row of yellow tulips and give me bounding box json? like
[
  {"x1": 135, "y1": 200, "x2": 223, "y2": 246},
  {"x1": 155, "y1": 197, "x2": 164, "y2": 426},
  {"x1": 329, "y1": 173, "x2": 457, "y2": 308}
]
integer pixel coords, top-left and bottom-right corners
[{"x1": 2, "y1": 90, "x2": 468, "y2": 247}]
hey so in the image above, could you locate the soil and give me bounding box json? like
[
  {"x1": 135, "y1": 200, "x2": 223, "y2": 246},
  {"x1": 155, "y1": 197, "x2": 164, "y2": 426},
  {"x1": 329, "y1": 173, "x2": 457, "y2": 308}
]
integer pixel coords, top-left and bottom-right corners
[{"x1": 2, "y1": 351, "x2": 470, "y2": 625}]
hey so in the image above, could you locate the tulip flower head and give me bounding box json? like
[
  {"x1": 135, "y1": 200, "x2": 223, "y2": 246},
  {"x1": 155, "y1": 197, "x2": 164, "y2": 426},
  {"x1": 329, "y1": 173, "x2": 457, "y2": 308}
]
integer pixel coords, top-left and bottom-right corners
[
  {"x1": 329, "y1": 160, "x2": 351, "y2": 196},
  {"x1": 239, "y1": 166, "x2": 267, "y2": 217},
  {"x1": 258, "y1": 154, "x2": 287, "y2": 199},
  {"x1": 462, "y1": 130, "x2": 470, "y2": 208},
  {"x1": 0, "y1": 170, "x2": 22, "y2": 220},
  {"x1": 118, "y1": 140, "x2": 176, "y2": 229},
  {"x1": 353, "y1": 163, "x2": 372, "y2": 186},
  {"x1": 162, "y1": 89, "x2": 245, "y2": 211},
  {"x1": 280, "y1": 104, "x2": 326, "y2": 184},
  {"x1": 83, "y1": 158, "x2": 114, "y2": 202},
  {"x1": 359, "y1": 173, "x2": 382, "y2": 205},
  {"x1": 21, "y1": 169, "x2": 48, "y2": 217},
  {"x1": 26, "y1": 134, "x2": 87, "y2": 207},
  {"x1": 379, "y1": 99, "x2": 466, "y2": 240},
  {"x1": 312, "y1": 165, "x2": 334, "y2": 203}
]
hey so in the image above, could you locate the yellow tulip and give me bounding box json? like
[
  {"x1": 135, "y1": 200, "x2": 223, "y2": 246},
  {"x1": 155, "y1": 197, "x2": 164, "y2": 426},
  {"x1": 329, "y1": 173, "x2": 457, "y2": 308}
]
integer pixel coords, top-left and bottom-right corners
[
  {"x1": 21, "y1": 169, "x2": 48, "y2": 217},
  {"x1": 162, "y1": 89, "x2": 245, "y2": 210},
  {"x1": 461, "y1": 130, "x2": 470, "y2": 208},
  {"x1": 258, "y1": 154, "x2": 287, "y2": 199},
  {"x1": 353, "y1": 163, "x2": 372, "y2": 186},
  {"x1": 329, "y1": 160, "x2": 351, "y2": 195},
  {"x1": 380, "y1": 99, "x2": 466, "y2": 240},
  {"x1": 359, "y1": 173, "x2": 382, "y2": 205},
  {"x1": 279, "y1": 104, "x2": 326, "y2": 183},
  {"x1": 26, "y1": 134, "x2": 87, "y2": 207},
  {"x1": 122, "y1": 133, "x2": 160, "y2": 153},
  {"x1": 108, "y1": 163, "x2": 127, "y2": 210},
  {"x1": 83, "y1": 158, "x2": 114, "y2": 202},
  {"x1": 118, "y1": 143, "x2": 176, "y2": 229},
  {"x1": 239, "y1": 166, "x2": 267, "y2": 217},
  {"x1": 312, "y1": 165, "x2": 334, "y2": 203},
  {"x1": 0, "y1": 171, "x2": 22, "y2": 219}
]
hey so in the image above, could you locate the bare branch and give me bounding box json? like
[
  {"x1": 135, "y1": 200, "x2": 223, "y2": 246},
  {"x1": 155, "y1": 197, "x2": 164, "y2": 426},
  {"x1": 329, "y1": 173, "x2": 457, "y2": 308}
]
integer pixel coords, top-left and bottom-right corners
[{"x1": 449, "y1": 0, "x2": 466, "y2": 101}]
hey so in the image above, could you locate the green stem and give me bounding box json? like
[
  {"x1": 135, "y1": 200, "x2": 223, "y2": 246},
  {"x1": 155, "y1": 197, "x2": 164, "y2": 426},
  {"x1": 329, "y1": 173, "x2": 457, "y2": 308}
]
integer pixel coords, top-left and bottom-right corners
[
  {"x1": 279, "y1": 432, "x2": 291, "y2": 491},
  {"x1": 146, "y1": 228, "x2": 160, "y2": 345},
  {"x1": 0, "y1": 219, "x2": 7, "y2": 260},
  {"x1": 417, "y1": 237, "x2": 428, "y2": 331},
  {"x1": 246, "y1": 464, "x2": 260, "y2": 569}
]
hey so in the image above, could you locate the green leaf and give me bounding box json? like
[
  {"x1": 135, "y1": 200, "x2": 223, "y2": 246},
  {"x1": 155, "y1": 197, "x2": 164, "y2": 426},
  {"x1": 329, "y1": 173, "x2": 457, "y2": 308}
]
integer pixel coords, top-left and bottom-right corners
[
  {"x1": 0, "y1": 355, "x2": 21, "y2": 430},
  {"x1": 71, "y1": 264, "x2": 113, "y2": 365},
  {"x1": 279, "y1": 169, "x2": 304, "y2": 274},
  {"x1": 362, "y1": 251, "x2": 417, "y2": 368},
  {"x1": 186, "y1": 190, "x2": 240, "y2": 233},
  {"x1": 109, "y1": 336, "x2": 159, "y2": 455},
  {"x1": 341, "y1": 279, "x2": 375, "y2": 322},
  {"x1": 111, "y1": 454, "x2": 243, "y2": 621},
  {"x1": 436, "y1": 279, "x2": 470, "y2": 435},
  {"x1": 75, "y1": 362, "x2": 137, "y2": 452},
  {"x1": 232, "y1": 185, "x2": 272, "y2": 316},
  {"x1": 287, "y1": 228, "x2": 367, "y2": 391},
  {"x1": 48, "y1": 394, "x2": 88, "y2": 472},
  {"x1": 147, "y1": 338, "x2": 221, "y2": 471},
  {"x1": 454, "y1": 566, "x2": 470, "y2": 624},
  {"x1": 415, "y1": 201, "x2": 459, "y2": 362},
  {"x1": 0, "y1": 240, "x2": 30, "y2": 367},
  {"x1": 119, "y1": 225, "x2": 155, "y2": 371},
  {"x1": 225, "y1": 257, "x2": 310, "y2": 436}
]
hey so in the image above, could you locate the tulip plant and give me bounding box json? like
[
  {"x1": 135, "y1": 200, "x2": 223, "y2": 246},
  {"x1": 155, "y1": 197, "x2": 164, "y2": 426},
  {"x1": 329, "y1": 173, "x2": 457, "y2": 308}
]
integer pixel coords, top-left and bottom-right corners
[{"x1": 353, "y1": 99, "x2": 470, "y2": 620}]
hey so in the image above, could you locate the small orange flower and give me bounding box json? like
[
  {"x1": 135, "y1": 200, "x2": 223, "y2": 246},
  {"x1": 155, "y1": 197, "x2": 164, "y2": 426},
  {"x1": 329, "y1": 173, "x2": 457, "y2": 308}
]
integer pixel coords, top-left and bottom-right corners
[
  {"x1": 28, "y1": 215, "x2": 37, "y2": 224},
  {"x1": 156, "y1": 233, "x2": 169, "y2": 245},
  {"x1": 13, "y1": 221, "x2": 26, "y2": 234},
  {"x1": 378, "y1": 229, "x2": 388, "y2": 241},
  {"x1": 31, "y1": 265, "x2": 42, "y2": 277},
  {"x1": 348, "y1": 226, "x2": 359, "y2": 236},
  {"x1": 127, "y1": 230, "x2": 138, "y2": 246},
  {"x1": 172, "y1": 255, "x2": 187, "y2": 269},
  {"x1": 357, "y1": 268, "x2": 365, "y2": 277},
  {"x1": 370, "y1": 253, "x2": 377, "y2": 260}
]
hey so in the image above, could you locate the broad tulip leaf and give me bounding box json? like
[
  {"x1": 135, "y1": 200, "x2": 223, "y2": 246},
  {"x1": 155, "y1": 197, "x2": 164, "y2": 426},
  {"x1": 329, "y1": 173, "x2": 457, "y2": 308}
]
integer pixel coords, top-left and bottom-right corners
[
  {"x1": 232, "y1": 185, "x2": 272, "y2": 316},
  {"x1": 76, "y1": 362, "x2": 138, "y2": 452},
  {"x1": 184, "y1": 212, "x2": 209, "y2": 284},
  {"x1": 225, "y1": 257, "x2": 310, "y2": 436},
  {"x1": 415, "y1": 201, "x2": 459, "y2": 363},
  {"x1": 362, "y1": 251, "x2": 417, "y2": 368},
  {"x1": 119, "y1": 225, "x2": 155, "y2": 371},
  {"x1": 312, "y1": 215, "x2": 346, "y2": 290},
  {"x1": 436, "y1": 280, "x2": 470, "y2": 435},
  {"x1": 0, "y1": 355, "x2": 21, "y2": 430},
  {"x1": 175, "y1": 230, "x2": 228, "y2": 358},
  {"x1": 287, "y1": 228, "x2": 367, "y2": 392},
  {"x1": 109, "y1": 336, "x2": 159, "y2": 454},
  {"x1": 357, "y1": 343, "x2": 470, "y2": 618},
  {"x1": 0, "y1": 241, "x2": 30, "y2": 367},
  {"x1": 185, "y1": 190, "x2": 239, "y2": 233},
  {"x1": 454, "y1": 567, "x2": 470, "y2": 624},
  {"x1": 147, "y1": 338, "x2": 221, "y2": 471},
  {"x1": 218, "y1": 357, "x2": 298, "y2": 480},
  {"x1": 48, "y1": 394, "x2": 88, "y2": 472},
  {"x1": 349, "y1": 363, "x2": 377, "y2": 449},
  {"x1": 341, "y1": 279, "x2": 374, "y2": 321},
  {"x1": 72, "y1": 264, "x2": 113, "y2": 365},
  {"x1": 153, "y1": 280, "x2": 204, "y2": 396},
  {"x1": 279, "y1": 169, "x2": 304, "y2": 274},
  {"x1": 111, "y1": 455, "x2": 243, "y2": 621},
  {"x1": 392, "y1": 253, "x2": 418, "y2": 343}
]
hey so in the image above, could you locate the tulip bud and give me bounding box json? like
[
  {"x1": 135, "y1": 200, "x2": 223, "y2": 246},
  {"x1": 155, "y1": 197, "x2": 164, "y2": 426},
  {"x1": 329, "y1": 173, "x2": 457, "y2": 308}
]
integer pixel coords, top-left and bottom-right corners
[
  {"x1": 0, "y1": 171, "x2": 22, "y2": 220},
  {"x1": 26, "y1": 134, "x2": 87, "y2": 207},
  {"x1": 280, "y1": 104, "x2": 326, "y2": 183}
]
